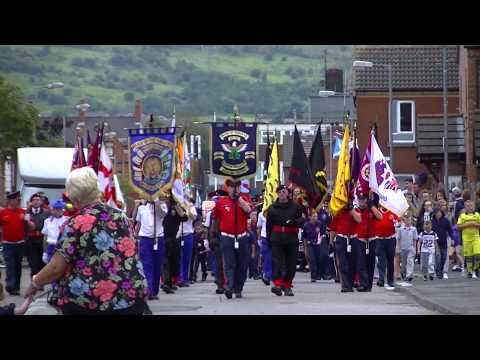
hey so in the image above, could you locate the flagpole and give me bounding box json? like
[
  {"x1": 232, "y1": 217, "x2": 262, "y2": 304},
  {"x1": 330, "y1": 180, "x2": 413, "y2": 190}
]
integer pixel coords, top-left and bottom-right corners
[{"x1": 329, "y1": 124, "x2": 333, "y2": 190}]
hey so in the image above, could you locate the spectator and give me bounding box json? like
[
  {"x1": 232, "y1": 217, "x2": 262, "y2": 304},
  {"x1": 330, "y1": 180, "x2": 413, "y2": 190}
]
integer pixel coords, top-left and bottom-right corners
[
  {"x1": 456, "y1": 200, "x2": 480, "y2": 278},
  {"x1": 432, "y1": 208, "x2": 454, "y2": 279},
  {"x1": 23, "y1": 167, "x2": 149, "y2": 315},
  {"x1": 396, "y1": 214, "x2": 417, "y2": 282},
  {"x1": 417, "y1": 220, "x2": 438, "y2": 281}
]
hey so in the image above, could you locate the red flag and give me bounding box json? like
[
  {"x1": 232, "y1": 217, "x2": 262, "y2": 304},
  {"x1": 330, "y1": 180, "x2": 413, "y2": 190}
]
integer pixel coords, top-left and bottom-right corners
[
  {"x1": 87, "y1": 124, "x2": 104, "y2": 174},
  {"x1": 71, "y1": 135, "x2": 87, "y2": 171}
]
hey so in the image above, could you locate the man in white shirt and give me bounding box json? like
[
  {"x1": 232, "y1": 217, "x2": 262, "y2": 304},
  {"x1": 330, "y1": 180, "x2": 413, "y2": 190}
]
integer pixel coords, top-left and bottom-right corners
[
  {"x1": 136, "y1": 199, "x2": 168, "y2": 300},
  {"x1": 177, "y1": 199, "x2": 198, "y2": 287},
  {"x1": 257, "y1": 211, "x2": 272, "y2": 286}
]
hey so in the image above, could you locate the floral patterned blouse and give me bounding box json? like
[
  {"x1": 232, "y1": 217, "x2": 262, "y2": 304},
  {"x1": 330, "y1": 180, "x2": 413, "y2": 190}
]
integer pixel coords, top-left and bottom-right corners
[{"x1": 55, "y1": 202, "x2": 148, "y2": 312}]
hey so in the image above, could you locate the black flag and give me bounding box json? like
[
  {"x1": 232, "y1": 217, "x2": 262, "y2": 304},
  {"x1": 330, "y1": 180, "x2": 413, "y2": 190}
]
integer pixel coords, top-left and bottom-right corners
[
  {"x1": 288, "y1": 126, "x2": 320, "y2": 209},
  {"x1": 309, "y1": 125, "x2": 328, "y2": 206}
]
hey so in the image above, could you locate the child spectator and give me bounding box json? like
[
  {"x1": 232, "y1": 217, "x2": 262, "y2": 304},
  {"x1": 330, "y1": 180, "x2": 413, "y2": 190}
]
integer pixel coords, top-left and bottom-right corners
[
  {"x1": 192, "y1": 223, "x2": 208, "y2": 282},
  {"x1": 396, "y1": 215, "x2": 417, "y2": 282},
  {"x1": 41, "y1": 200, "x2": 68, "y2": 264},
  {"x1": 432, "y1": 208, "x2": 454, "y2": 279},
  {"x1": 417, "y1": 220, "x2": 438, "y2": 281},
  {"x1": 456, "y1": 200, "x2": 480, "y2": 278}
]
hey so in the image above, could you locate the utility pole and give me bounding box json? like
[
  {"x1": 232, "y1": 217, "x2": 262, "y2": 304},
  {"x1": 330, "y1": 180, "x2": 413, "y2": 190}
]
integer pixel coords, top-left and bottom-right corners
[
  {"x1": 443, "y1": 46, "x2": 449, "y2": 192},
  {"x1": 324, "y1": 49, "x2": 328, "y2": 90}
]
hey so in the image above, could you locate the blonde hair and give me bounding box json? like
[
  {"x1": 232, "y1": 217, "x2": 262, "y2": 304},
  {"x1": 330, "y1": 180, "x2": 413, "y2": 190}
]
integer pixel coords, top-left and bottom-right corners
[{"x1": 66, "y1": 167, "x2": 100, "y2": 207}]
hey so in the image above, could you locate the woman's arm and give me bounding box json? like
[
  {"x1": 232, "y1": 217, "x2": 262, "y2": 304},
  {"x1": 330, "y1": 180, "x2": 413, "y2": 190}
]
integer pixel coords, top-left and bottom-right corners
[{"x1": 24, "y1": 253, "x2": 68, "y2": 298}]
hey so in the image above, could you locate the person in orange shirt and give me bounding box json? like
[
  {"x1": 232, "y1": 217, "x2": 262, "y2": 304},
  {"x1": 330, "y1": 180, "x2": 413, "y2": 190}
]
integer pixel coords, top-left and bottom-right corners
[
  {"x1": 375, "y1": 206, "x2": 399, "y2": 290},
  {"x1": 0, "y1": 191, "x2": 35, "y2": 296}
]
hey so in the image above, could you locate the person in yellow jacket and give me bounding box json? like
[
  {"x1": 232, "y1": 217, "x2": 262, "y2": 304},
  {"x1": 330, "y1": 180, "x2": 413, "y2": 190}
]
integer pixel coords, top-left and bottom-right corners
[{"x1": 457, "y1": 200, "x2": 480, "y2": 278}]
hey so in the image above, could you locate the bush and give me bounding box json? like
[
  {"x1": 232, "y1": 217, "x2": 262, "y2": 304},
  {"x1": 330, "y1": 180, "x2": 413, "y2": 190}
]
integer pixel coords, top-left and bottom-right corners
[
  {"x1": 264, "y1": 54, "x2": 273, "y2": 62},
  {"x1": 147, "y1": 73, "x2": 161, "y2": 82},
  {"x1": 250, "y1": 68, "x2": 261, "y2": 78},
  {"x1": 124, "y1": 92, "x2": 134, "y2": 102},
  {"x1": 281, "y1": 56, "x2": 287, "y2": 61},
  {"x1": 71, "y1": 57, "x2": 97, "y2": 68}
]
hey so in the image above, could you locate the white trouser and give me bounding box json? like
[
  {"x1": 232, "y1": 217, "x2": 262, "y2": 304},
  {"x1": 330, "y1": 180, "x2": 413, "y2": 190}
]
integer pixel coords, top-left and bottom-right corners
[
  {"x1": 400, "y1": 248, "x2": 415, "y2": 278},
  {"x1": 421, "y1": 251, "x2": 435, "y2": 275}
]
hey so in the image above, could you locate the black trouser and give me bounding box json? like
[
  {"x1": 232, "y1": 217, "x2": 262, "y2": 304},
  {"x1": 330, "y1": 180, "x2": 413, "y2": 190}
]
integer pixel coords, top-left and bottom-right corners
[
  {"x1": 436, "y1": 246, "x2": 448, "y2": 277},
  {"x1": 62, "y1": 300, "x2": 147, "y2": 315},
  {"x1": 212, "y1": 241, "x2": 225, "y2": 289},
  {"x1": 335, "y1": 235, "x2": 354, "y2": 290},
  {"x1": 352, "y1": 238, "x2": 377, "y2": 289},
  {"x1": 26, "y1": 238, "x2": 44, "y2": 278},
  {"x1": 3, "y1": 243, "x2": 25, "y2": 293},
  {"x1": 248, "y1": 241, "x2": 260, "y2": 278},
  {"x1": 163, "y1": 237, "x2": 181, "y2": 287},
  {"x1": 188, "y1": 248, "x2": 196, "y2": 281},
  {"x1": 376, "y1": 237, "x2": 396, "y2": 286},
  {"x1": 193, "y1": 252, "x2": 208, "y2": 279},
  {"x1": 271, "y1": 242, "x2": 298, "y2": 288}
]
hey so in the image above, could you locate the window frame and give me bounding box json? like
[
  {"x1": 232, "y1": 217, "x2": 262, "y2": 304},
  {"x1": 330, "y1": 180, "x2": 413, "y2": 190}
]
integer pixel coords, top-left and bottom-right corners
[{"x1": 394, "y1": 100, "x2": 415, "y2": 143}]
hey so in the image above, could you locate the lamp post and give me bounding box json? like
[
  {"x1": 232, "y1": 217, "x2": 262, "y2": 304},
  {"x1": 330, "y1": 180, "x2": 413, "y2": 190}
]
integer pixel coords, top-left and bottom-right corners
[
  {"x1": 353, "y1": 60, "x2": 393, "y2": 170},
  {"x1": 442, "y1": 46, "x2": 449, "y2": 193}
]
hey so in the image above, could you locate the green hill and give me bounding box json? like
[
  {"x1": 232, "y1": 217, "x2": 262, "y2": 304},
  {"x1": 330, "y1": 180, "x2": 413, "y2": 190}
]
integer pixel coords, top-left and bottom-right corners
[{"x1": 0, "y1": 45, "x2": 352, "y2": 117}]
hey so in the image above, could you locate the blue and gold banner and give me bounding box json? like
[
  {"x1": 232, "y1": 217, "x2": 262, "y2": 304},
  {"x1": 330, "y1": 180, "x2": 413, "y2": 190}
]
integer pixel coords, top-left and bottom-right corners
[
  {"x1": 210, "y1": 122, "x2": 257, "y2": 179},
  {"x1": 128, "y1": 128, "x2": 176, "y2": 201}
]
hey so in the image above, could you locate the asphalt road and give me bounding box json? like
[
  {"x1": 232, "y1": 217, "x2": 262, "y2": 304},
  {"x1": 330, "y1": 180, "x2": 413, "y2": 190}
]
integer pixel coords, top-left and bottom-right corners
[{"x1": 1, "y1": 266, "x2": 435, "y2": 315}]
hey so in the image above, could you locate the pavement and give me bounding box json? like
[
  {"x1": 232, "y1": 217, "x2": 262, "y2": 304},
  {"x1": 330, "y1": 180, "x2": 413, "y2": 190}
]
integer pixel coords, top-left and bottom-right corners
[
  {"x1": 1, "y1": 265, "x2": 436, "y2": 315},
  {"x1": 395, "y1": 267, "x2": 480, "y2": 315}
]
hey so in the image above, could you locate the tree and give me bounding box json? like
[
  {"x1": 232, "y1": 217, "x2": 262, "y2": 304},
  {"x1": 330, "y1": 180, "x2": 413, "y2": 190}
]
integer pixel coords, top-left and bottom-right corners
[
  {"x1": 0, "y1": 76, "x2": 37, "y2": 159},
  {"x1": 124, "y1": 92, "x2": 134, "y2": 102}
]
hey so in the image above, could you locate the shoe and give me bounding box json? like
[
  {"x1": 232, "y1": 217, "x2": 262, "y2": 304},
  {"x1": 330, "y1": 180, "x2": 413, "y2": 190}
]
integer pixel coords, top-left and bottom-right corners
[
  {"x1": 234, "y1": 292, "x2": 242, "y2": 298},
  {"x1": 271, "y1": 286, "x2": 283, "y2": 296},
  {"x1": 452, "y1": 265, "x2": 459, "y2": 271},
  {"x1": 353, "y1": 282, "x2": 359, "y2": 289},
  {"x1": 224, "y1": 290, "x2": 233, "y2": 299},
  {"x1": 357, "y1": 286, "x2": 371, "y2": 292},
  {"x1": 341, "y1": 288, "x2": 353, "y2": 293},
  {"x1": 310, "y1": 279, "x2": 316, "y2": 283},
  {"x1": 429, "y1": 275, "x2": 434, "y2": 281},
  {"x1": 476, "y1": 270, "x2": 480, "y2": 278},
  {"x1": 148, "y1": 294, "x2": 159, "y2": 300},
  {"x1": 171, "y1": 285, "x2": 178, "y2": 290},
  {"x1": 261, "y1": 277, "x2": 271, "y2": 286},
  {"x1": 215, "y1": 288, "x2": 225, "y2": 295},
  {"x1": 253, "y1": 275, "x2": 260, "y2": 280},
  {"x1": 385, "y1": 285, "x2": 395, "y2": 290},
  {"x1": 376, "y1": 281, "x2": 384, "y2": 287},
  {"x1": 424, "y1": 275, "x2": 428, "y2": 281},
  {"x1": 468, "y1": 273, "x2": 473, "y2": 278},
  {"x1": 201, "y1": 274, "x2": 207, "y2": 281},
  {"x1": 283, "y1": 288, "x2": 294, "y2": 296},
  {"x1": 162, "y1": 286, "x2": 175, "y2": 294},
  {"x1": 190, "y1": 280, "x2": 196, "y2": 284},
  {"x1": 406, "y1": 277, "x2": 413, "y2": 282},
  {"x1": 178, "y1": 282, "x2": 190, "y2": 288},
  {"x1": 443, "y1": 273, "x2": 448, "y2": 279},
  {"x1": 473, "y1": 272, "x2": 478, "y2": 279}
]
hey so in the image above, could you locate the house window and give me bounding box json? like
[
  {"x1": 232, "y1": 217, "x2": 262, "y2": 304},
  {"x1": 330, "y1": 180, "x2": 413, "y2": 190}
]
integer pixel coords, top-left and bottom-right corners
[
  {"x1": 397, "y1": 101, "x2": 415, "y2": 133},
  {"x1": 256, "y1": 161, "x2": 265, "y2": 181},
  {"x1": 260, "y1": 131, "x2": 275, "y2": 145}
]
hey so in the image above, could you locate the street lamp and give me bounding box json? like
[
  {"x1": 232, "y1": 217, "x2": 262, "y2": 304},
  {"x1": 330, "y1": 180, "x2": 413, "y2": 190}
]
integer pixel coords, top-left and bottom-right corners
[
  {"x1": 318, "y1": 90, "x2": 336, "y2": 97},
  {"x1": 46, "y1": 82, "x2": 64, "y2": 89},
  {"x1": 353, "y1": 60, "x2": 393, "y2": 170}
]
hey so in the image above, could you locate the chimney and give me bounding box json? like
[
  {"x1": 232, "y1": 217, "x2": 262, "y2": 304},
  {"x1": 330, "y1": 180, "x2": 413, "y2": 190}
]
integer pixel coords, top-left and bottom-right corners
[{"x1": 134, "y1": 99, "x2": 143, "y2": 124}]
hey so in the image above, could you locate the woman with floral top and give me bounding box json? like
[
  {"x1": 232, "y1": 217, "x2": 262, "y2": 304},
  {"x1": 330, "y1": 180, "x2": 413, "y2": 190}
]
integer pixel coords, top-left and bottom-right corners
[{"x1": 24, "y1": 167, "x2": 148, "y2": 315}]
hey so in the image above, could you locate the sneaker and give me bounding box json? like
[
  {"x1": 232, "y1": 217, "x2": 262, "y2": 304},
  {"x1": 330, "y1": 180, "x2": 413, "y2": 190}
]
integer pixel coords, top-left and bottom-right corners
[
  {"x1": 406, "y1": 277, "x2": 413, "y2": 282},
  {"x1": 224, "y1": 290, "x2": 233, "y2": 299},
  {"x1": 261, "y1": 277, "x2": 271, "y2": 286},
  {"x1": 468, "y1": 273, "x2": 473, "y2": 278},
  {"x1": 162, "y1": 286, "x2": 175, "y2": 294},
  {"x1": 473, "y1": 272, "x2": 478, "y2": 279},
  {"x1": 385, "y1": 285, "x2": 395, "y2": 291},
  {"x1": 376, "y1": 281, "x2": 384, "y2": 287},
  {"x1": 271, "y1": 286, "x2": 282, "y2": 296},
  {"x1": 443, "y1": 273, "x2": 448, "y2": 279},
  {"x1": 283, "y1": 288, "x2": 294, "y2": 296},
  {"x1": 215, "y1": 287, "x2": 225, "y2": 295},
  {"x1": 177, "y1": 282, "x2": 190, "y2": 288},
  {"x1": 424, "y1": 275, "x2": 428, "y2": 281},
  {"x1": 429, "y1": 275, "x2": 434, "y2": 281},
  {"x1": 476, "y1": 269, "x2": 480, "y2": 278},
  {"x1": 452, "y1": 265, "x2": 459, "y2": 271}
]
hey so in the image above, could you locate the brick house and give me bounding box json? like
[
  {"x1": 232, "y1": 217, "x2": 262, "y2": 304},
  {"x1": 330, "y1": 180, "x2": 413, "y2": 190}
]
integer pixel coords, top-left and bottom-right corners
[
  {"x1": 353, "y1": 45, "x2": 462, "y2": 186},
  {"x1": 459, "y1": 45, "x2": 480, "y2": 194}
]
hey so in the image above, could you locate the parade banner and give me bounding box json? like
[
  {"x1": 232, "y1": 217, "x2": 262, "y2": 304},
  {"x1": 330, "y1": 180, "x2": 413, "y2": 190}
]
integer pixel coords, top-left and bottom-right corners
[
  {"x1": 309, "y1": 125, "x2": 328, "y2": 207},
  {"x1": 210, "y1": 122, "x2": 257, "y2": 179},
  {"x1": 356, "y1": 133, "x2": 372, "y2": 196},
  {"x1": 128, "y1": 127, "x2": 176, "y2": 201},
  {"x1": 369, "y1": 134, "x2": 409, "y2": 217},
  {"x1": 288, "y1": 126, "x2": 321, "y2": 209},
  {"x1": 262, "y1": 137, "x2": 280, "y2": 215},
  {"x1": 329, "y1": 125, "x2": 351, "y2": 216}
]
